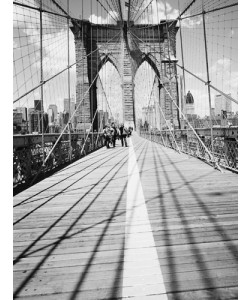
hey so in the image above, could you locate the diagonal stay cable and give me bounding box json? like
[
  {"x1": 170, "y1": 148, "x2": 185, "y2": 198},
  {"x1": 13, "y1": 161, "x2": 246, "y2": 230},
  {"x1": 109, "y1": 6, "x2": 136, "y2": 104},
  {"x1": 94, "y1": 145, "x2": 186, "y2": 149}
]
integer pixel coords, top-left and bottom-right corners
[
  {"x1": 130, "y1": 27, "x2": 237, "y2": 104},
  {"x1": 13, "y1": 145, "x2": 134, "y2": 298},
  {"x1": 97, "y1": 73, "x2": 113, "y2": 118},
  {"x1": 155, "y1": 71, "x2": 221, "y2": 168},
  {"x1": 128, "y1": 26, "x2": 219, "y2": 167},
  {"x1": 130, "y1": 0, "x2": 145, "y2": 22},
  {"x1": 13, "y1": 1, "x2": 69, "y2": 18},
  {"x1": 79, "y1": 107, "x2": 98, "y2": 155},
  {"x1": 178, "y1": 0, "x2": 197, "y2": 18},
  {"x1": 13, "y1": 31, "x2": 121, "y2": 104},
  {"x1": 97, "y1": 0, "x2": 119, "y2": 23},
  {"x1": 51, "y1": 0, "x2": 71, "y2": 19},
  {"x1": 117, "y1": 0, "x2": 124, "y2": 23},
  {"x1": 93, "y1": 74, "x2": 114, "y2": 146},
  {"x1": 43, "y1": 54, "x2": 110, "y2": 165},
  {"x1": 132, "y1": 0, "x2": 154, "y2": 23},
  {"x1": 156, "y1": 100, "x2": 181, "y2": 153},
  {"x1": 28, "y1": 55, "x2": 110, "y2": 187}
]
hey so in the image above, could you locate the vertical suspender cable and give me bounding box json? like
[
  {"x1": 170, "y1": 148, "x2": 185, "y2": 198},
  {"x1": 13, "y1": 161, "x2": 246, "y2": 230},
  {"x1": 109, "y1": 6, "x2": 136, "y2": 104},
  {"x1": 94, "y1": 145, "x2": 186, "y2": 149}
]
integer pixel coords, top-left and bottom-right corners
[
  {"x1": 155, "y1": 0, "x2": 165, "y2": 130},
  {"x1": 202, "y1": 0, "x2": 214, "y2": 159},
  {"x1": 165, "y1": 3, "x2": 174, "y2": 129},
  {"x1": 67, "y1": 0, "x2": 72, "y2": 161},
  {"x1": 40, "y1": 0, "x2": 45, "y2": 164},
  {"x1": 96, "y1": 0, "x2": 99, "y2": 144},
  {"x1": 178, "y1": 0, "x2": 187, "y2": 116},
  {"x1": 82, "y1": 0, "x2": 86, "y2": 140},
  {"x1": 90, "y1": 0, "x2": 94, "y2": 146},
  {"x1": 95, "y1": 1, "x2": 98, "y2": 138},
  {"x1": 128, "y1": 0, "x2": 131, "y2": 23}
]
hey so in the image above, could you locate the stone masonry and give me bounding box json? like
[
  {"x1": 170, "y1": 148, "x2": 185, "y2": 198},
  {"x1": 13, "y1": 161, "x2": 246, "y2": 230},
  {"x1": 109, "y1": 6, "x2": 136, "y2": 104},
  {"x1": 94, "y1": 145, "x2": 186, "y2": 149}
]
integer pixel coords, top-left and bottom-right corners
[{"x1": 71, "y1": 19, "x2": 179, "y2": 129}]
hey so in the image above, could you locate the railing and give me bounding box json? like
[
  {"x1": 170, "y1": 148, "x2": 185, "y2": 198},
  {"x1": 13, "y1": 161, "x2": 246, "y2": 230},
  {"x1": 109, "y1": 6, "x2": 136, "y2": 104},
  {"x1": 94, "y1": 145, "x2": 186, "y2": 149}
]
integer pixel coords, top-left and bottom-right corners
[
  {"x1": 140, "y1": 128, "x2": 238, "y2": 172},
  {"x1": 13, "y1": 133, "x2": 105, "y2": 192}
]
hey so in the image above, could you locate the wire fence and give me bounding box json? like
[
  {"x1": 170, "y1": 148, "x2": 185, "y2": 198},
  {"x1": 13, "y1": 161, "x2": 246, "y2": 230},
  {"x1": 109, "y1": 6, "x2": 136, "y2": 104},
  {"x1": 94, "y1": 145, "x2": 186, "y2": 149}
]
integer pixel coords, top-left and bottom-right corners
[
  {"x1": 135, "y1": 0, "x2": 238, "y2": 172},
  {"x1": 13, "y1": 0, "x2": 121, "y2": 191},
  {"x1": 13, "y1": 0, "x2": 238, "y2": 192}
]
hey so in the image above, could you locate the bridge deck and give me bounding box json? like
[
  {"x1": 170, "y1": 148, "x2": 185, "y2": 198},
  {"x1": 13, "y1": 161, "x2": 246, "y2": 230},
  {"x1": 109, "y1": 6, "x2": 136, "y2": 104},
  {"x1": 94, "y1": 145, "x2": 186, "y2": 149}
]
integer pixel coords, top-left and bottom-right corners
[{"x1": 13, "y1": 134, "x2": 238, "y2": 300}]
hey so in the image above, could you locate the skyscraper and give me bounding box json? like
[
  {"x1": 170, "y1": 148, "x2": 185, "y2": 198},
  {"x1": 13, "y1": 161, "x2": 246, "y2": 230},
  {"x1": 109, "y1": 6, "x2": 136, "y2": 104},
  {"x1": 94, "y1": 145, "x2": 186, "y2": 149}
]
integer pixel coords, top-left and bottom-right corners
[
  {"x1": 47, "y1": 108, "x2": 54, "y2": 124},
  {"x1": 64, "y1": 98, "x2": 75, "y2": 115},
  {"x1": 48, "y1": 104, "x2": 58, "y2": 121},
  {"x1": 29, "y1": 111, "x2": 49, "y2": 133},
  {"x1": 214, "y1": 94, "x2": 232, "y2": 116},
  {"x1": 13, "y1": 110, "x2": 22, "y2": 126},
  {"x1": 15, "y1": 107, "x2": 27, "y2": 121},
  {"x1": 34, "y1": 100, "x2": 42, "y2": 111}
]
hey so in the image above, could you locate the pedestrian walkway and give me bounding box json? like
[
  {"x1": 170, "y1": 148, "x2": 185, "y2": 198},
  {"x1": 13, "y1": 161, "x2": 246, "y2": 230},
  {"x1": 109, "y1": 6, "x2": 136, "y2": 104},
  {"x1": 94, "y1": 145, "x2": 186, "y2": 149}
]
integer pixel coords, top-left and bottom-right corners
[{"x1": 13, "y1": 133, "x2": 238, "y2": 299}]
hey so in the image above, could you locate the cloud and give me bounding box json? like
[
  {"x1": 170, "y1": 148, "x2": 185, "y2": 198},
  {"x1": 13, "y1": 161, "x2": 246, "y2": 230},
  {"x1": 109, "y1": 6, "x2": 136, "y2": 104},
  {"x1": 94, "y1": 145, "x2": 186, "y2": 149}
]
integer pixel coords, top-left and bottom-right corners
[
  {"x1": 13, "y1": 0, "x2": 76, "y2": 109},
  {"x1": 133, "y1": 0, "x2": 201, "y2": 27},
  {"x1": 14, "y1": 0, "x2": 75, "y2": 77},
  {"x1": 210, "y1": 58, "x2": 231, "y2": 74},
  {"x1": 13, "y1": 0, "x2": 38, "y2": 28},
  {"x1": 185, "y1": 57, "x2": 238, "y2": 115},
  {"x1": 180, "y1": 15, "x2": 203, "y2": 28},
  {"x1": 135, "y1": 0, "x2": 179, "y2": 24},
  {"x1": 195, "y1": 58, "x2": 232, "y2": 79},
  {"x1": 89, "y1": 11, "x2": 119, "y2": 24}
]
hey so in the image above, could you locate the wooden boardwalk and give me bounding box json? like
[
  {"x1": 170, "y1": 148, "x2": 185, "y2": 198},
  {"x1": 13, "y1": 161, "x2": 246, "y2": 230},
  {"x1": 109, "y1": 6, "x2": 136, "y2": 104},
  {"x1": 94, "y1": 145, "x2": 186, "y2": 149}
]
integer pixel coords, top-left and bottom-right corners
[{"x1": 13, "y1": 133, "x2": 238, "y2": 300}]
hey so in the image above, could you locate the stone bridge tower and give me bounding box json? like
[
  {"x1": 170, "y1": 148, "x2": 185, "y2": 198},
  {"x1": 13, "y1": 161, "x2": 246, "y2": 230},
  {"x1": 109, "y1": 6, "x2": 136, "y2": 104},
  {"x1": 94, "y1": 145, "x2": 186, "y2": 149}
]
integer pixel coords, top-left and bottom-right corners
[{"x1": 71, "y1": 19, "x2": 179, "y2": 130}]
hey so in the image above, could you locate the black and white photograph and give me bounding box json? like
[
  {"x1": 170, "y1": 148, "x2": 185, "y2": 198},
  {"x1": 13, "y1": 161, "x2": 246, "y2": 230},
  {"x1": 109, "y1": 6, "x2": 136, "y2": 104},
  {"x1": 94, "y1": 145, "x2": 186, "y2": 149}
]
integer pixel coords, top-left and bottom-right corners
[{"x1": 9, "y1": 0, "x2": 242, "y2": 299}]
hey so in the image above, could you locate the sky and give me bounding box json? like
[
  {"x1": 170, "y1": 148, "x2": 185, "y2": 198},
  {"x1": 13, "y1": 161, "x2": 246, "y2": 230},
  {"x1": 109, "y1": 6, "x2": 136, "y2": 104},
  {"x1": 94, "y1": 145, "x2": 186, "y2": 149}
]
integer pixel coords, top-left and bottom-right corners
[
  {"x1": 13, "y1": 0, "x2": 238, "y2": 121},
  {"x1": 4, "y1": 3, "x2": 249, "y2": 295}
]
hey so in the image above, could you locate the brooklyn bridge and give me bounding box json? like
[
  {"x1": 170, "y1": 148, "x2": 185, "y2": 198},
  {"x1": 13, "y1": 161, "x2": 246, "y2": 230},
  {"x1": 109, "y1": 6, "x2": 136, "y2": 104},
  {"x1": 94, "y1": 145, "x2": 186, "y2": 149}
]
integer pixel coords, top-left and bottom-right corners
[{"x1": 13, "y1": 0, "x2": 238, "y2": 299}]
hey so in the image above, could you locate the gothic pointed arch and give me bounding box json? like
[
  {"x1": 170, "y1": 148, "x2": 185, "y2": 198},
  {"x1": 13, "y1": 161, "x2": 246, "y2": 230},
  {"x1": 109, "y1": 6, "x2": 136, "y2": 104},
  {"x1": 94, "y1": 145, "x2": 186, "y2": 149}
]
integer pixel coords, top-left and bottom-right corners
[
  {"x1": 134, "y1": 53, "x2": 161, "y2": 80},
  {"x1": 97, "y1": 54, "x2": 121, "y2": 79}
]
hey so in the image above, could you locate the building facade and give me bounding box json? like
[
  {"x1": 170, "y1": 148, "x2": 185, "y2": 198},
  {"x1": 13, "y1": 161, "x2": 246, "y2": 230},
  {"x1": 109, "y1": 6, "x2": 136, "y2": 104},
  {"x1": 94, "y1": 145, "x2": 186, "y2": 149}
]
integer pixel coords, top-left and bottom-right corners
[
  {"x1": 48, "y1": 104, "x2": 58, "y2": 122},
  {"x1": 15, "y1": 107, "x2": 27, "y2": 121},
  {"x1": 64, "y1": 98, "x2": 75, "y2": 115},
  {"x1": 34, "y1": 100, "x2": 42, "y2": 111},
  {"x1": 29, "y1": 111, "x2": 49, "y2": 133},
  {"x1": 214, "y1": 94, "x2": 232, "y2": 116}
]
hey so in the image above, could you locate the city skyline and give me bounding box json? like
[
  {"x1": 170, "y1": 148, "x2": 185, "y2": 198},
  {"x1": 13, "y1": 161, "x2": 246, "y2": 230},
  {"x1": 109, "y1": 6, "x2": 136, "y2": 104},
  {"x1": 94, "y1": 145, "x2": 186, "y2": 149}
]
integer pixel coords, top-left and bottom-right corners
[{"x1": 13, "y1": 0, "x2": 238, "y2": 128}]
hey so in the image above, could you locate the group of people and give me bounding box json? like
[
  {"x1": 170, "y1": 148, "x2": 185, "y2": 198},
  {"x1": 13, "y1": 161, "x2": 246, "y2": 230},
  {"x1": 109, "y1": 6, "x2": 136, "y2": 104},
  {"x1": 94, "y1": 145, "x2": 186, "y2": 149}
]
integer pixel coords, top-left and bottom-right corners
[{"x1": 103, "y1": 122, "x2": 133, "y2": 149}]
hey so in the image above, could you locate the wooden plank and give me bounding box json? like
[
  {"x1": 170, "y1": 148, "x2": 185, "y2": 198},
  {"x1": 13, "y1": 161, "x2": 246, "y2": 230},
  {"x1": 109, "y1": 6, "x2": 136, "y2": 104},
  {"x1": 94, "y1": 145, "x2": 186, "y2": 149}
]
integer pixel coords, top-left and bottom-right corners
[
  {"x1": 13, "y1": 134, "x2": 238, "y2": 300},
  {"x1": 132, "y1": 134, "x2": 238, "y2": 300}
]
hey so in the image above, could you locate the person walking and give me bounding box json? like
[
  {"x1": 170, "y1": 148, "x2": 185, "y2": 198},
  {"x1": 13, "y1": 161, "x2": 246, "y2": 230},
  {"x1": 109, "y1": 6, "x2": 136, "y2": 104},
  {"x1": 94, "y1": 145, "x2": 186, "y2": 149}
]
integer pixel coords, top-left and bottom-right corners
[
  {"x1": 103, "y1": 124, "x2": 112, "y2": 149},
  {"x1": 128, "y1": 126, "x2": 133, "y2": 137},
  {"x1": 119, "y1": 123, "x2": 128, "y2": 147},
  {"x1": 111, "y1": 122, "x2": 118, "y2": 147}
]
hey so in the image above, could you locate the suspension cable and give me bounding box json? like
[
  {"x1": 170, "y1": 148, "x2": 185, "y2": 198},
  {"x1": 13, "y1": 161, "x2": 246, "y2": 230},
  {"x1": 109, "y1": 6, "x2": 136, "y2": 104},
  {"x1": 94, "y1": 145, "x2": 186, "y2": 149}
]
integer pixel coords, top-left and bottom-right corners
[
  {"x1": 98, "y1": 74, "x2": 113, "y2": 118},
  {"x1": 133, "y1": 0, "x2": 154, "y2": 23},
  {"x1": 97, "y1": 0, "x2": 119, "y2": 23},
  {"x1": 14, "y1": 31, "x2": 121, "y2": 103},
  {"x1": 129, "y1": 1, "x2": 216, "y2": 164},
  {"x1": 129, "y1": 28, "x2": 238, "y2": 105},
  {"x1": 43, "y1": 55, "x2": 109, "y2": 166}
]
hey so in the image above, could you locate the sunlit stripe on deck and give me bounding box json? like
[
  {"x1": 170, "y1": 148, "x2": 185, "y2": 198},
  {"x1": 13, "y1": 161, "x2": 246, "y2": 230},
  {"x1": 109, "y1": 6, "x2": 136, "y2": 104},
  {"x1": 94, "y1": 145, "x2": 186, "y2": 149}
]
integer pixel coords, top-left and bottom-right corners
[{"x1": 122, "y1": 138, "x2": 168, "y2": 299}]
